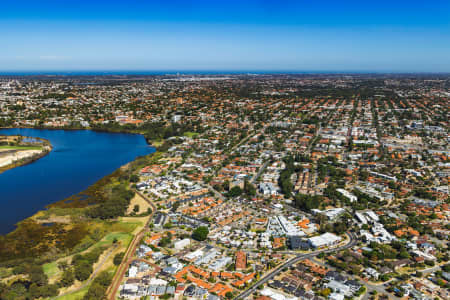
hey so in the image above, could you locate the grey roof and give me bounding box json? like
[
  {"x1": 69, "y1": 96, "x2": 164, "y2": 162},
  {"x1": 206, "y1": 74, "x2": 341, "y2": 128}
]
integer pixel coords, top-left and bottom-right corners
[
  {"x1": 155, "y1": 285, "x2": 166, "y2": 295},
  {"x1": 165, "y1": 286, "x2": 176, "y2": 294}
]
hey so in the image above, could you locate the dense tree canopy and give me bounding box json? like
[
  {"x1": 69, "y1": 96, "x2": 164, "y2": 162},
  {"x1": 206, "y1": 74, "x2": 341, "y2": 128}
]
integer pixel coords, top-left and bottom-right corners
[{"x1": 192, "y1": 226, "x2": 209, "y2": 241}]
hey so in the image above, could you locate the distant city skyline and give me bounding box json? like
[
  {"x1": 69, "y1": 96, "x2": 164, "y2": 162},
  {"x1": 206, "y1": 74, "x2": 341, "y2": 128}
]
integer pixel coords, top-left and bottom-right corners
[{"x1": 1, "y1": 0, "x2": 450, "y2": 72}]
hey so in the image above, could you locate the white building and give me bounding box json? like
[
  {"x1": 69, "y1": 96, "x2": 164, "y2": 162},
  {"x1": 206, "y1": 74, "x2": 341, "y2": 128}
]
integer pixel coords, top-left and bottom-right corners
[
  {"x1": 355, "y1": 212, "x2": 367, "y2": 224},
  {"x1": 261, "y1": 288, "x2": 298, "y2": 300},
  {"x1": 128, "y1": 265, "x2": 138, "y2": 278},
  {"x1": 311, "y1": 208, "x2": 345, "y2": 220},
  {"x1": 365, "y1": 210, "x2": 379, "y2": 222},
  {"x1": 329, "y1": 293, "x2": 345, "y2": 300},
  {"x1": 364, "y1": 267, "x2": 380, "y2": 279},
  {"x1": 259, "y1": 182, "x2": 278, "y2": 196},
  {"x1": 337, "y1": 189, "x2": 357, "y2": 203},
  {"x1": 308, "y1": 233, "x2": 341, "y2": 248},
  {"x1": 185, "y1": 249, "x2": 204, "y2": 261},
  {"x1": 172, "y1": 115, "x2": 182, "y2": 122},
  {"x1": 325, "y1": 280, "x2": 351, "y2": 296},
  {"x1": 174, "y1": 238, "x2": 190, "y2": 250}
]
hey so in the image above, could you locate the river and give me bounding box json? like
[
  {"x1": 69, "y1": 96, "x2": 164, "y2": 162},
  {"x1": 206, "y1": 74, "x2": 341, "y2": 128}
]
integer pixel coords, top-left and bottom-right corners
[{"x1": 0, "y1": 128, "x2": 155, "y2": 234}]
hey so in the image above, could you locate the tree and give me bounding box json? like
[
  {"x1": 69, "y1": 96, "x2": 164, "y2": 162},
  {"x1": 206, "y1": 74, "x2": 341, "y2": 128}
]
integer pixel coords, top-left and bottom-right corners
[
  {"x1": 133, "y1": 204, "x2": 140, "y2": 213},
  {"x1": 228, "y1": 186, "x2": 242, "y2": 198},
  {"x1": 113, "y1": 252, "x2": 125, "y2": 266},
  {"x1": 159, "y1": 236, "x2": 172, "y2": 247},
  {"x1": 29, "y1": 265, "x2": 48, "y2": 286},
  {"x1": 355, "y1": 286, "x2": 366, "y2": 296},
  {"x1": 82, "y1": 270, "x2": 112, "y2": 300},
  {"x1": 425, "y1": 260, "x2": 435, "y2": 266},
  {"x1": 380, "y1": 274, "x2": 390, "y2": 282},
  {"x1": 294, "y1": 193, "x2": 322, "y2": 211},
  {"x1": 192, "y1": 226, "x2": 209, "y2": 241},
  {"x1": 39, "y1": 284, "x2": 59, "y2": 298},
  {"x1": 359, "y1": 170, "x2": 369, "y2": 181},
  {"x1": 12, "y1": 264, "x2": 27, "y2": 275},
  {"x1": 129, "y1": 174, "x2": 139, "y2": 183},
  {"x1": 60, "y1": 268, "x2": 75, "y2": 287},
  {"x1": 83, "y1": 282, "x2": 105, "y2": 300},
  {"x1": 171, "y1": 201, "x2": 180, "y2": 212},
  {"x1": 74, "y1": 260, "x2": 93, "y2": 281},
  {"x1": 58, "y1": 261, "x2": 69, "y2": 271},
  {"x1": 320, "y1": 288, "x2": 331, "y2": 297},
  {"x1": 87, "y1": 184, "x2": 135, "y2": 219},
  {"x1": 163, "y1": 222, "x2": 173, "y2": 229},
  {"x1": 399, "y1": 250, "x2": 410, "y2": 259},
  {"x1": 244, "y1": 180, "x2": 256, "y2": 197},
  {"x1": 222, "y1": 180, "x2": 230, "y2": 191},
  {"x1": 29, "y1": 283, "x2": 40, "y2": 299}
]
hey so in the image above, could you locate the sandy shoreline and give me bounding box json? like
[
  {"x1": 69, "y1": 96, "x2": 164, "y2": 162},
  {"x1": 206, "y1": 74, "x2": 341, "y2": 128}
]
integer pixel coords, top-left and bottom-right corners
[{"x1": 0, "y1": 149, "x2": 44, "y2": 168}]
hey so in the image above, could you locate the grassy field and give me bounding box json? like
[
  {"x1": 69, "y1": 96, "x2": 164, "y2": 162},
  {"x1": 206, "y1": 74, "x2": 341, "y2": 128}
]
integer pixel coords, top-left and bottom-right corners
[
  {"x1": 126, "y1": 192, "x2": 151, "y2": 215},
  {"x1": 149, "y1": 139, "x2": 164, "y2": 147},
  {"x1": 184, "y1": 131, "x2": 199, "y2": 138},
  {"x1": 43, "y1": 261, "x2": 60, "y2": 280},
  {"x1": 55, "y1": 265, "x2": 117, "y2": 300},
  {"x1": 0, "y1": 267, "x2": 12, "y2": 281},
  {"x1": 97, "y1": 232, "x2": 133, "y2": 248},
  {"x1": 56, "y1": 284, "x2": 90, "y2": 300},
  {"x1": 41, "y1": 217, "x2": 141, "y2": 283},
  {"x1": 41, "y1": 221, "x2": 139, "y2": 299},
  {"x1": 51, "y1": 228, "x2": 134, "y2": 299},
  {"x1": 0, "y1": 145, "x2": 42, "y2": 150}
]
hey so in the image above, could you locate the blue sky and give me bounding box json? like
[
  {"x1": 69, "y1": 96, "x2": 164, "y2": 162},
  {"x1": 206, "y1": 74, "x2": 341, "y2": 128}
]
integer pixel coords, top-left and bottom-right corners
[{"x1": 1, "y1": 0, "x2": 449, "y2": 72}]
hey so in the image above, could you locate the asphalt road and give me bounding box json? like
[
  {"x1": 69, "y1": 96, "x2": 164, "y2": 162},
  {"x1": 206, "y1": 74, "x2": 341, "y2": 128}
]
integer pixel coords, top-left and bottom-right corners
[
  {"x1": 207, "y1": 183, "x2": 225, "y2": 201},
  {"x1": 234, "y1": 232, "x2": 357, "y2": 299},
  {"x1": 251, "y1": 160, "x2": 270, "y2": 184}
]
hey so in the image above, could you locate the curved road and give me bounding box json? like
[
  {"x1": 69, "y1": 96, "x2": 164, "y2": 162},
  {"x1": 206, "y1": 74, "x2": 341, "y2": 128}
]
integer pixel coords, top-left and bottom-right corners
[{"x1": 235, "y1": 232, "x2": 357, "y2": 299}]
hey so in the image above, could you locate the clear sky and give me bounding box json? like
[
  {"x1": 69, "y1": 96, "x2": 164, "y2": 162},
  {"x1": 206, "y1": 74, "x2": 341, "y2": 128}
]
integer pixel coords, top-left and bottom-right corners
[{"x1": 1, "y1": 0, "x2": 449, "y2": 72}]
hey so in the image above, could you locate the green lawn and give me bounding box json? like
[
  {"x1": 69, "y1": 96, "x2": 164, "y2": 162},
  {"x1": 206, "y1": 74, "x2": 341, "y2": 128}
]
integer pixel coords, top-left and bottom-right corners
[
  {"x1": 0, "y1": 267, "x2": 12, "y2": 279},
  {"x1": 97, "y1": 232, "x2": 133, "y2": 248},
  {"x1": 0, "y1": 145, "x2": 42, "y2": 150},
  {"x1": 183, "y1": 131, "x2": 199, "y2": 138},
  {"x1": 43, "y1": 261, "x2": 60, "y2": 279},
  {"x1": 56, "y1": 285, "x2": 89, "y2": 300},
  {"x1": 149, "y1": 139, "x2": 164, "y2": 147}
]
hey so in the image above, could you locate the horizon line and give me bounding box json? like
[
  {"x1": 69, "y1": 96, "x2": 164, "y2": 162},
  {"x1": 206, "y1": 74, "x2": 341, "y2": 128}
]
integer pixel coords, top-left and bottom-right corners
[{"x1": 0, "y1": 70, "x2": 449, "y2": 76}]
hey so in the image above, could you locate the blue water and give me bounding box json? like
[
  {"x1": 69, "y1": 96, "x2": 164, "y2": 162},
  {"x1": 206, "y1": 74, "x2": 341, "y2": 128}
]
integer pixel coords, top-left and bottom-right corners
[{"x1": 0, "y1": 128, "x2": 155, "y2": 234}]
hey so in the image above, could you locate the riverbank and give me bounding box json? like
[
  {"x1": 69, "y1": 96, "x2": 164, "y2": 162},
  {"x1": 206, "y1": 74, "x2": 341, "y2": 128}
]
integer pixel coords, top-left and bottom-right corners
[
  {"x1": 0, "y1": 131, "x2": 160, "y2": 298},
  {"x1": 0, "y1": 122, "x2": 192, "y2": 149},
  {"x1": 0, "y1": 135, "x2": 52, "y2": 174},
  {"x1": 0, "y1": 128, "x2": 155, "y2": 234},
  {"x1": 0, "y1": 124, "x2": 145, "y2": 138}
]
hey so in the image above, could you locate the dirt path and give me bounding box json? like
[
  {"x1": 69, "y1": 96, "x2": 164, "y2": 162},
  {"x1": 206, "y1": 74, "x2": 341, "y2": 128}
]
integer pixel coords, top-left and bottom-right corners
[
  {"x1": 106, "y1": 190, "x2": 156, "y2": 300},
  {"x1": 53, "y1": 244, "x2": 118, "y2": 299}
]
